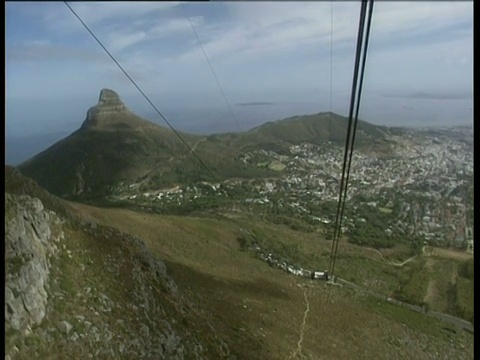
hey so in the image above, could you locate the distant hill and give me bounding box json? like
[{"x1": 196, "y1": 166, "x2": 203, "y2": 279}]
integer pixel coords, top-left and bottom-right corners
[
  {"x1": 231, "y1": 112, "x2": 391, "y2": 153},
  {"x1": 18, "y1": 89, "x2": 393, "y2": 199}
]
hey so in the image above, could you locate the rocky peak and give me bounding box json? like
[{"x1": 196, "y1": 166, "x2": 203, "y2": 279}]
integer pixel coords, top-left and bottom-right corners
[
  {"x1": 81, "y1": 89, "x2": 131, "y2": 129},
  {"x1": 98, "y1": 89, "x2": 124, "y2": 106}
]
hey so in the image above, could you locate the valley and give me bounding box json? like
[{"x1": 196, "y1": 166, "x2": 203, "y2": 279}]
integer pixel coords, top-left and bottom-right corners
[
  {"x1": 109, "y1": 123, "x2": 473, "y2": 253},
  {"x1": 5, "y1": 163, "x2": 474, "y2": 359},
  {"x1": 70, "y1": 200, "x2": 473, "y2": 359},
  {"x1": 6, "y1": 89, "x2": 474, "y2": 359}
]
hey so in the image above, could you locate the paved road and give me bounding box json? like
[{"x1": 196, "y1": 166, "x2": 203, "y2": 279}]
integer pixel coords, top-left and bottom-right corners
[
  {"x1": 255, "y1": 247, "x2": 474, "y2": 334},
  {"x1": 335, "y1": 277, "x2": 474, "y2": 333}
]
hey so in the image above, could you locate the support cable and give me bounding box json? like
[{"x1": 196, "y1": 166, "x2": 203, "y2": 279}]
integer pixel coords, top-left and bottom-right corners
[
  {"x1": 328, "y1": 0, "x2": 368, "y2": 275},
  {"x1": 329, "y1": 2, "x2": 334, "y2": 117},
  {"x1": 330, "y1": 0, "x2": 375, "y2": 278},
  {"x1": 329, "y1": 0, "x2": 374, "y2": 278},
  {"x1": 63, "y1": 1, "x2": 217, "y2": 179},
  {"x1": 180, "y1": 3, "x2": 243, "y2": 132}
]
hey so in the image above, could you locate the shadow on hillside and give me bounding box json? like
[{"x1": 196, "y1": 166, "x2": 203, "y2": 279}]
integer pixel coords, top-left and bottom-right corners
[
  {"x1": 165, "y1": 260, "x2": 291, "y2": 301},
  {"x1": 164, "y1": 259, "x2": 292, "y2": 359}
]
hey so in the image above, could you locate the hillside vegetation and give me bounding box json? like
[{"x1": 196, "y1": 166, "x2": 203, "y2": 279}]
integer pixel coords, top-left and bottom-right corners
[
  {"x1": 70, "y1": 200, "x2": 474, "y2": 359},
  {"x1": 5, "y1": 166, "x2": 231, "y2": 359},
  {"x1": 237, "y1": 112, "x2": 390, "y2": 152},
  {"x1": 5, "y1": 166, "x2": 474, "y2": 359}
]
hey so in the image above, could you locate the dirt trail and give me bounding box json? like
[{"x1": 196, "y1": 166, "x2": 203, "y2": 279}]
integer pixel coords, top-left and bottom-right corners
[
  {"x1": 435, "y1": 247, "x2": 472, "y2": 261},
  {"x1": 450, "y1": 265, "x2": 458, "y2": 284},
  {"x1": 423, "y1": 246, "x2": 472, "y2": 261},
  {"x1": 423, "y1": 279, "x2": 437, "y2": 305},
  {"x1": 290, "y1": 285, "x2": 310, "y2": 360},
  {"x1": 422, "y1": 245, "x2": 467, "y2": 307},
  {"x1": 423, "y1": 258, "x2": 436, "y2": 305},
  {"x1": 390, "y1": 255, "x2": 417, "y2": 267},
  {"x1": 371, "y1": 254, "x2": 417, "y2": 267},
  {"x1": 366, "y1": 247, "x2": 384, "y2": 261},
  {"x1": 189, "y1": 137, "x2": 208, "y2": 154}
]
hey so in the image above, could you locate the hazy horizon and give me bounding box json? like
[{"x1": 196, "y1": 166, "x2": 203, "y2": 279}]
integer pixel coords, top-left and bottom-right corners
[
  {"x1": 5, "y1": 96, "x2": 473, "y2": 166},
  {"x1": 6, "y1": 89, "x2": 473, "y2": 137},
  {"x1": 6, "y1": 1, "x2": 473, "y2": 164}
]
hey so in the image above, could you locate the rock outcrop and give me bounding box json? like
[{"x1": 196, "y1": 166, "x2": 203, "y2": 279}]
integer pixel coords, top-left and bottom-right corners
[
  {"x1": 82, "y1": 89, "x2": 130, "y2": 129},
  {"x1": 5, "y1": 193, "x2": 60, "y2": 330},
  {"x1": 5, "y1": 185, "x2": 230, "y2": 359},
  {"x1": 5, "y1": 193, "x2": 62, "y2": 338}
]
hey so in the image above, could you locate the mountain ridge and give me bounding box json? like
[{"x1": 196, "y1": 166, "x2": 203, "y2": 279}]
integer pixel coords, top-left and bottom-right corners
[{"x1": 18, "y1": 89, "x2": 393, "y2": 198}]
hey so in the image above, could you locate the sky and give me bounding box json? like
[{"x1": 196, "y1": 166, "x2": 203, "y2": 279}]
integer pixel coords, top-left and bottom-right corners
[{"x1": 6, "y1": 1, "x2": 474, "y2": 141}]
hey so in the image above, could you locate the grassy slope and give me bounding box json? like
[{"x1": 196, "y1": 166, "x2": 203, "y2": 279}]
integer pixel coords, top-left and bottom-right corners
[
  {"x1": 5, "y1": 167, "x2": 232, "y2": 359},
  {"x1": 6, "y1": 164, "x2": 266, "y2": 357},
  {"x1": 6, "y1": 165, "x2": 473, "y2": 358},
  {"x1": 69, "y1": 202, "x2": 474, "y2": 359},
  {"x1": 18, "y1": 123, "x2": 201, "y2": 197},
  {"x1": 5, "y1": 166, "x2": 73, "y2": 217}
]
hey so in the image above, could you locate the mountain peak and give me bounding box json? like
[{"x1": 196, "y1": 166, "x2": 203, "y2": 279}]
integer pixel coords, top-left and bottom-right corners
[
  {"x1": 98, "y1": 88, "x2": 123, "y2": 105},
  {"x1": 82, "y1": 89, "x2": 131, "y2": 130}
]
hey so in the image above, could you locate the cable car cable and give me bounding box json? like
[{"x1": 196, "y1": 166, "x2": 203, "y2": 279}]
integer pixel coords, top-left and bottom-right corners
[{"x1": 63, "y1": 1, "x2": 217, "y2": 180}]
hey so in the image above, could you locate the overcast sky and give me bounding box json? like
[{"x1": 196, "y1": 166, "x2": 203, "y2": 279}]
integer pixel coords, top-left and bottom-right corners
[{"x1": 6, "y1": 1, "x2": 473, "y2": 137}]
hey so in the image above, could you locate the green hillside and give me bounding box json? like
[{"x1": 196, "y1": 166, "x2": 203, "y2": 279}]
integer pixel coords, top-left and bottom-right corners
[
  {"x1": 5, "y1": 156, "x2": 474, "y2": 359},
  {"x1": 233, "y1": 112, "x2": 391, "y2": 153},
  {"x1": 18, "y1": 89, "x2": 393, "y2": 199}
]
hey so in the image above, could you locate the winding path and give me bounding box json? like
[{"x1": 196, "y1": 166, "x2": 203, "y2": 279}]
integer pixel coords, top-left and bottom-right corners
[
  {"x1": 290, "y1": 285, "x2": 310, "y2": 360},
  {"x1": 389, "y1": 255, "x2": 418, "y2": 267},
  {"x1": 189, "y1": 137, "x2": 208, "y2": 154}
]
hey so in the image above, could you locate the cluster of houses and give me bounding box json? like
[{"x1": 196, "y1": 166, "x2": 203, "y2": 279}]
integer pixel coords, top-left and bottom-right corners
[{"x1": 113, "y1": 127, "x2": 473, "y2": 252}]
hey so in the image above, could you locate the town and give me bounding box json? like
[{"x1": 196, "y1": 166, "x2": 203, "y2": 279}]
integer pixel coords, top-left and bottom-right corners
[{"x1": 111, "y1": 126, "x2": 473, "y2": 253}]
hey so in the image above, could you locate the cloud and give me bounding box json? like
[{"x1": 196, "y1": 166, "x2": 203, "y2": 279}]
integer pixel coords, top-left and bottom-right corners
[
  {"x1": 44, "y1": 2, "x2": 180, "y2": 33},
  {"x1": 104, "y1": 16, "x2": 204, "y2": 53},
  {"x1": 371, "y1": 2, "x2": 472, "y2": 35},
  {"x1": 73, "y1": 2, "x2": 180, "y2": 24},
  {"x1": 174, "y1": 4, "x2": 340, "y2": 64},
  {"x1": 13, "y1": 2, "x2": 473, "y2": 70},
  {"x1": 5, "y1": 1, "x2": 474, "y2": 130},
  {"x1": 170, "y1": 1, "x2": 472, "y2": 66},
  {"x1": 150, "y1": 16, "x2": 203, "y2": 37},
  {"x1": 364, "y1": 34, "x2": 473, "y2": 96},
  {"x1": 109, "y1": 31, "x2": 147, "y2": 52}
]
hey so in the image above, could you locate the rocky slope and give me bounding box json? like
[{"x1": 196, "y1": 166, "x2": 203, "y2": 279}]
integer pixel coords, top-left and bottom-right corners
[
  {"x1": 4, "y1": 168, "x2": 232, "y2": 359},
  {"x1": 5, "y1": 193, "x2": 63, "y2": 338}
]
